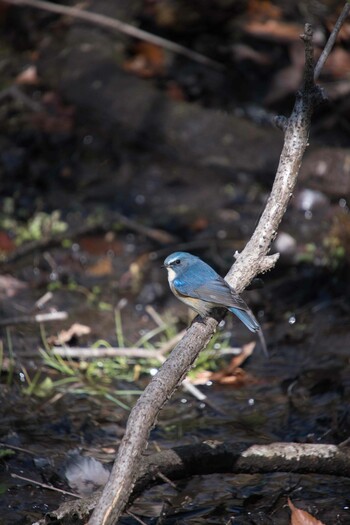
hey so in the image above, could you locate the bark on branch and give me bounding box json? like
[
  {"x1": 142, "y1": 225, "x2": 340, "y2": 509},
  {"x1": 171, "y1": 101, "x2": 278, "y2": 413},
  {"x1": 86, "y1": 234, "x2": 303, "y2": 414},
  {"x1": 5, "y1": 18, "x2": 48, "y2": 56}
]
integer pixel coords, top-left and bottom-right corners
[{"x1": 44, "y1": 441, "x2": 350, "y2": 523}]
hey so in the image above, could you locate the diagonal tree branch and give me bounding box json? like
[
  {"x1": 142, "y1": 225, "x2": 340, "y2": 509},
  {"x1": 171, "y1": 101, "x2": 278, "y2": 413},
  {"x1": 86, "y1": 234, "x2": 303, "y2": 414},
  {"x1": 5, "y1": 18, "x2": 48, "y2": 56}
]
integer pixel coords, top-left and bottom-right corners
[
  {"x1": 314, "y1": 2, "x2": 350, "y2": 81},
  {"x1": 87, "y1": 23, "x2": 326, "y2": 525}
]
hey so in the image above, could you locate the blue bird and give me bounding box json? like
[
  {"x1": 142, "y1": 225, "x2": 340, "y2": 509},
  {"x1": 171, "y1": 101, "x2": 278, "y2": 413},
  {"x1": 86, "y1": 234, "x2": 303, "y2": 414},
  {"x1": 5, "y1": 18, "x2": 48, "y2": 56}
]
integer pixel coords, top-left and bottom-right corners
[{"x1": 164, "y1": 252, "x2": 266, "y2": 353}]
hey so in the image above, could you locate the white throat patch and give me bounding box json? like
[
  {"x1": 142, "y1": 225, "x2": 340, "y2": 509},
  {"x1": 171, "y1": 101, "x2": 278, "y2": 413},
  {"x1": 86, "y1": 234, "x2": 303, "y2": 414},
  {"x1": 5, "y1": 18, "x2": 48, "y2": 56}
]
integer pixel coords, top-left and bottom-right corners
[{"x1": 166, "y1": 267, "x2": 177, "y2": 282}]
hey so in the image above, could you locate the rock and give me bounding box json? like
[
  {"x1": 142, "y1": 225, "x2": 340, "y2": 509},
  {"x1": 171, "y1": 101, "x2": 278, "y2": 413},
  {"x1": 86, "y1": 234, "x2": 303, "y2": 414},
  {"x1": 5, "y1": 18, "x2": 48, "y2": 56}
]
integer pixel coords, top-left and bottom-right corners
[
  {"x1": 37, "y1": 4, "x2": 282, "y2": 177},
  {"x1": 299, "y1": 147, "x2": 350, "y2": 198}
]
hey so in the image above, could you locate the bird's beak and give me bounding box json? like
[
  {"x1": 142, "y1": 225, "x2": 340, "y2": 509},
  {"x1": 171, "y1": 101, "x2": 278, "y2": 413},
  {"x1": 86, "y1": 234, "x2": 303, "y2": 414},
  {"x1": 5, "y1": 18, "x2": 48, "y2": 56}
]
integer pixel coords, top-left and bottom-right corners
[{"x1": 162, "y1": 263, "x2": 168, "y2": 268}]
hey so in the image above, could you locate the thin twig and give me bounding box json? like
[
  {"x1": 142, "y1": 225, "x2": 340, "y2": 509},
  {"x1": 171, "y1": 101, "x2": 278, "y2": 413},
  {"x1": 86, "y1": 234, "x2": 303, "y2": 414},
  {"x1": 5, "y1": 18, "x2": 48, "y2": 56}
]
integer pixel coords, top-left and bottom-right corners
[
  {"x1": 0, "y1": 85, "x2": 42, "y2": 111},
  {"x1": 156, "y1": 471, "x2": 178, "y2": 489},
  {"x1": 314, "y1": 2, "x2": 350, "y2": 80},
  {"x1": 114, "y1": 212, "x2": 178, "y2": 245},
  {"x1": 0, "y1": 442, "x2": 36, "y2": 455},
  {"x1": 11, "y1": 473, "x2": 81, "y2": 498},
  {"x1": 126, "y1": 510, "x2": 148, "y2": 525},
  {"x1": 51, "y1": 347, "x2": 164, "y2": 359},
  {"x1": 0, "y1": 311, "x2": 67, "y2": 327},
  {"x1": 181, "y1": 377, "x2": 226, "y2": 414},
  {"x1": 4, "y1": 0, "x2": 224, "y2": 70},
  {"x1": 158, "y1": 331, "x2": 187, "y2": 355},
  {"x1": 35, "y1": 291, "x2": 53, "y2": 310},
  {"x1": 145, "y1": 305, "x2": 166, "y2": 328}
]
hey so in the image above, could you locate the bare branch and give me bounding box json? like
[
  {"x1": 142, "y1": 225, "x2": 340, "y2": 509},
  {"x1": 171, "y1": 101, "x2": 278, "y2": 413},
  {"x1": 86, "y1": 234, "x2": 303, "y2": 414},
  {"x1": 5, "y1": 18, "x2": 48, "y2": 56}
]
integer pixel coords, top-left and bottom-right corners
[
  {"x1": 274, "y1": 115, "x2": 288, "y2": 132},
  {"x1": 0, "y1": 311, "x2": 67, "y2": 327},
  {"x1": 41, "y1": 441, "x2": 350, "y2": 524},
  {"x1": 314, "y1": 2, "x2": 350, "y2": 81},
  {"x1": 11, "y1": 473, "x2": 81, "y2": 499},
  {"x1": 4, "y1": 0, "x2": 224, "y2": 70},
  {"x1": 51, "y1": 346, "x2": 165, "y2": 359}
]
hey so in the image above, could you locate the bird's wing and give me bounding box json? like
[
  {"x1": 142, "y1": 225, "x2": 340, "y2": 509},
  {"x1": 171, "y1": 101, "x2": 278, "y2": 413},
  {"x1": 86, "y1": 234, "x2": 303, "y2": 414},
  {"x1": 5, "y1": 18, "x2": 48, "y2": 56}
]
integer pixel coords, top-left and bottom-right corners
[{"x1": 174, "y1": 275, "x2": 249, "y2": 312}]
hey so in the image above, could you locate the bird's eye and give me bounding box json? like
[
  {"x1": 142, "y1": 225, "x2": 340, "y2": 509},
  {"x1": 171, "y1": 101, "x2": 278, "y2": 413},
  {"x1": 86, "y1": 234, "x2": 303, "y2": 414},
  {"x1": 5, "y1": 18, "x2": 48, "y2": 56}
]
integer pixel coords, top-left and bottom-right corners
[{"x1": 175, "y1": 259, "x2": 181, "y2": 265}]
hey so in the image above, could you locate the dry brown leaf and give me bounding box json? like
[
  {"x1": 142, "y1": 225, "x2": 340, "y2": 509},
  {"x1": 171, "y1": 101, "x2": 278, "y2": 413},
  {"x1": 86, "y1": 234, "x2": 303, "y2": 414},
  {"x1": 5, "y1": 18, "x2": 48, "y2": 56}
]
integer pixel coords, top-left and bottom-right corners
[
  {"x1": 244, "y1": 19, "x2": 303, "y2": 43},
  {"x1": 0, "y1": 275, "x2": 27, "y2": 299},
  {"x1": 210, "y1": 342, "x2": 256, "y2": 382},
  {"x1": 15, "y1": 65, "x2": 40, "y2": 85},
  {"x1": 123, "y1": 42, "x2": 165, "y2": 78},
  {"x1": 166, "y1": 81, "x2": 186, "y2": 101},
  {"x1": 227, "y1": 342, "x2": 256, "y2": 369},
  {"x1": 190, "y1": 342, "x2": 258, "y2": 386},
  {"x1": 215, "y1": 368, "x2": 258, "y2": 386},
  {"x1": 48, "y1": 323, "x2": 91, "y2": 345},
  {"x1": 86, "y1": 256, "x2": 113, "y2": 276},
  {"x1": 79, "y1": 235, "x2": 123, "y2": 256},
  {"x1": 30, "y1": 91, "x2": 75, "y2": 134},
  {"x1": 191, "y1": 370, "x2": 212, "y2": 385},
  {"x1": 0, "y1": 231, "x2": 16, "y2": 253},
  {"x1": 247, "y1": 0, "x2": 282, "y2": 19},
  {"x1": 288, "y1": 498, "x2": 325, "y2": 525},
  {"x1": 190, "y1": 217, "x2": 209, "y2": 232}
]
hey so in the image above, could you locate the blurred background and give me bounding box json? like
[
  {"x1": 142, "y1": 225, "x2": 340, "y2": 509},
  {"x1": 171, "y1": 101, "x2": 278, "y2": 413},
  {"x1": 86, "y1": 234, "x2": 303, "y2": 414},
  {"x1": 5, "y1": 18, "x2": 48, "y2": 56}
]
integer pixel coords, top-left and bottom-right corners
[{"x1": 1, "y1": 1, "x2": 350, "y2": 523}]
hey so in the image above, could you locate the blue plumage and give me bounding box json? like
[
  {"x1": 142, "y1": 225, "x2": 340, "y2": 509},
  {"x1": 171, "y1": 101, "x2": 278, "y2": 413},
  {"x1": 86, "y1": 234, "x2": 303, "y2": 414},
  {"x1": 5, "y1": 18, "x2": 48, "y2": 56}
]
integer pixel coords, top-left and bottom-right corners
[
  {"x1": 228, "y1": 307, "x2": 259, "y2": 332},
  {"x1": 164, "y1": 252, "x2": 266, "y2": 354}
]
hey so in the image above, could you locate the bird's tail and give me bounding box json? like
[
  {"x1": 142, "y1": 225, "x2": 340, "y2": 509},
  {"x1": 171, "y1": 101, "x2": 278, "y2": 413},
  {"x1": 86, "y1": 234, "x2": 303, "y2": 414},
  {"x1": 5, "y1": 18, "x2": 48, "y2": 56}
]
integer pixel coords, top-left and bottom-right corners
[
  {"x1": 229, "y1": 307, "x2": 259, "y2": 332},
  {"x1": 229, "y1": 307, "x2": 268, "y2": 357}
]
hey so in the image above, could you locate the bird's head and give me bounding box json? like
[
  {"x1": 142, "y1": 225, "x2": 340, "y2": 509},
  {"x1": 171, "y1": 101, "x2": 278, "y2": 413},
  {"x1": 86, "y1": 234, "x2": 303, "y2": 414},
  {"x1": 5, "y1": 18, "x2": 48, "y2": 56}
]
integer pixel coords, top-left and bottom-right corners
[{"x1": 163, "y1": 252, "x2": 199, "y2": 275}]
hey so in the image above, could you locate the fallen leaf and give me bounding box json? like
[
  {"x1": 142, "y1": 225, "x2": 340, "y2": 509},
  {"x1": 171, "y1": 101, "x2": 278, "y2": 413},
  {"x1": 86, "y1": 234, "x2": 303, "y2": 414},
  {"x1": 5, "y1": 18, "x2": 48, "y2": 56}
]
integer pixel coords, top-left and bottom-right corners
[
  {"x1": 166, "y1": 81, "x2": 186, "y2": 101},
  {"x1": 244, "y1": 19, "x2": 303, "y2": 43},
  {"x1": 123, "y1": 42, "x2": 165, "y2": 78},
  {"x1": 0, "y1": 275, "x2": 27, "y2": 299},
  {"x1": 79, "y1": 235, "x2": 123, "y2": 256},
  {"x1": 30, "y1": 91, "x2": 75, "y2": 134},
  {"x1": 15, "y1": 65, "x2": 40, "y2": 85},
  {"x1": 288, "y1": 498, "x2": 325, "y2": 525},
  {"x1": 48, "y1": 323, "x2": 91, "y2": 345},
  {"x1": 210, "y1": 342, "x2": 256, "y2": 382},
  {"x1": 247, "y1": 0, "x2": 282, "y2": 19},
  {"x1": 0, "y1": 231, "x2": 16, "y2": 253},
  {"x1": 190, "y1": 217, "x2": 209, "y2": 232},
  {"x1": 192, "y1": 342, "x2": 258, "y2": 386},
  {"x1": 215, "y1": 368, "x2": 257, "y2": 386},
  {"x1": 86, "y1": 256, "x2": 113, "y2": 276}
]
